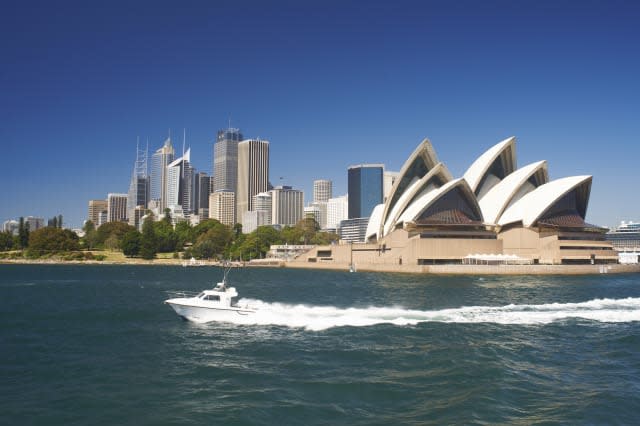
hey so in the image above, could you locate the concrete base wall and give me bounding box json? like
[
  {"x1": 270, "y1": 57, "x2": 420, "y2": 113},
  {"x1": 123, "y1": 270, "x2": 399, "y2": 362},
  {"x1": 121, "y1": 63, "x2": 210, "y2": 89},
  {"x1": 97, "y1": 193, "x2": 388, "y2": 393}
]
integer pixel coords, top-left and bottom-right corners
[{"x1": 278, "y1": 260, "x2": 640, "y2": 275}]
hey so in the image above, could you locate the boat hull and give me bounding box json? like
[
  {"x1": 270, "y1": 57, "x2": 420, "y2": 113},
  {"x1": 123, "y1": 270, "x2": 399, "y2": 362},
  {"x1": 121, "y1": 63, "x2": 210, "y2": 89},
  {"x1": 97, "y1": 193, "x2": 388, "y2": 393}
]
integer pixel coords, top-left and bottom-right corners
[{"x1": 165, "y1": 299, "x2": 256, "y2": 323}]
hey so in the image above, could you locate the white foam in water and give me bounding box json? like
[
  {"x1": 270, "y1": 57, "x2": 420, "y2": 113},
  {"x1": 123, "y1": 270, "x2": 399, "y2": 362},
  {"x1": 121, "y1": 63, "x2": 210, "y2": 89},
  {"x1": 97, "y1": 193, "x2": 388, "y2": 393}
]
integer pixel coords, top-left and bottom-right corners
[{"x1": 224, "y1": 297, "x2": 640, "y2": 331}]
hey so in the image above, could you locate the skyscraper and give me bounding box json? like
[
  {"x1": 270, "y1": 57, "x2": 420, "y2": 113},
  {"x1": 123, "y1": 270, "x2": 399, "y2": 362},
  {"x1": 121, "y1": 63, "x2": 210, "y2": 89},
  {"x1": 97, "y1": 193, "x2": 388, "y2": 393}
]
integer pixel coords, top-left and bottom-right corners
[
  {"x1": 127, "y1": 142, "x2": 149, "y2": 227},
  {"x1": 313, "y1": 179, "x2": 332, "y2": 203},
  {"x1": 194, "y1": 172, "x2": 212, "y2": 218},
  {"x1": 166, "y1": 148, "x2": 195, "y2": 217},
  {"x1": 212, "y1": 127, "x2": 243, "y2": 193},
  {"x1": 347, "y1": 164, "x2": 384, "y2": 219},
  {"x1": 150, "y1": 138, "x2": 175, "y2": 212},
  {"x1": 209, "y1": 191, "x2": 236, "y2": 226},
  {"x1": 271, "y1": 186, "x2": 304, "y2": 227},
  {"x1": 327, "y1": 195, "x2": 348, "y2": 230},
  {"x1": 253, "y1": 192, "x2": 273, "y2": 225},
  {"x1": 107, "y1": 193, "x2": 128, "y2": 223},
  {"x1": 88, "y1": 199, "x2": 108, "y2": 225},
  {"x1": 237, "y1": 139, "x2": 269, "y2": 225}
]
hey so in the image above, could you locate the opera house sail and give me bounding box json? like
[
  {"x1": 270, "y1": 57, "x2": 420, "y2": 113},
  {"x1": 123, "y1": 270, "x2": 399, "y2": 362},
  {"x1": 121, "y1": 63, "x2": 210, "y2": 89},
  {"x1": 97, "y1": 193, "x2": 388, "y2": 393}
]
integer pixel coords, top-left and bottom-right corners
[{"x1": 297, "y1": 135, "x2": 616, "y2": 268}]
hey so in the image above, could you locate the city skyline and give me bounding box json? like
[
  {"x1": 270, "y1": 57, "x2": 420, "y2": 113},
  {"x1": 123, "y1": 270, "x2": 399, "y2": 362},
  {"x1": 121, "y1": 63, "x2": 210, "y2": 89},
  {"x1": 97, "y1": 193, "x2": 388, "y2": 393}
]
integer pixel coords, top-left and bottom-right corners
[{"x1": 2, "y1": 1, "x2": 639, "y2": 229}]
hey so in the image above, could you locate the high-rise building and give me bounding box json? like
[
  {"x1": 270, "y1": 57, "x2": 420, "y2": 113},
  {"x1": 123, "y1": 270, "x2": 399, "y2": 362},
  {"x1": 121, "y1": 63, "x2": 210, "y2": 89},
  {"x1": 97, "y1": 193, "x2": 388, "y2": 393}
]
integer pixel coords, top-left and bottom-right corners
[
  {"x1": 213, "y1": 127, "x2": 243, "y2": 193},
  {"x1": 2, "y1": 220, "x2": 19, "y2": 235},
  {"x1": 193, "y1": 172, "x2": 212, "y2": 219},
  {"x1": 209, "y1": 191, "x2": 236, "y2": 226},
  {"x1": 348, "y1": 164, "x2": 384, "y2": 219},
  {"x1": 253, "y1": 192, "x2": 273, "y2": 226},
  {"x1": 309, "y1": 201, "x2": 328, "y2": 229},
  {"x1": 127, "y1": 142, "x2": 149, "y2": 227},
  {"x1": 150, "y1": 138, "x2": 175, "y2": 212},
  {"x1": 327, "y1": 195, "x2": 348, "y2": 230},
  {"x1": 383, "y1": 171, "x2": 399, "y2": 203},
  {"x1": 237, "y1": 139, "x2": 269, "y2": 225},
  {"x1": 304, "y1": 205, "x2": 321, "y2": 225},
  {"x1": 271, "y1": 186, "x2": 303, "y2": 227},
  {"x1": 107, "y1": 193, "x2": 128, "y2": 223},
  {"x1": 88, "y1": 199, "x2": 108, "y2": 225},
  {"x1": 313, "y1": 179, "x2": 332, "y2": 203},
  {"x1": 26, "y1": 216, "x2": 45, "y2": 231},
  {"x1": 166, "y1": 148, "x2": 195, "y2": 217}
]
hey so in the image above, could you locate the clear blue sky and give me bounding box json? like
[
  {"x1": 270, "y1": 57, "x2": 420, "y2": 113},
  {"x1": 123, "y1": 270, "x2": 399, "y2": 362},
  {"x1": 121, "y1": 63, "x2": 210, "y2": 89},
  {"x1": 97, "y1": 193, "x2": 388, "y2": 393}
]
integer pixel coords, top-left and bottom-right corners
[{"x1": 1, "y1": 0, "x2": 638, "y2": 229}]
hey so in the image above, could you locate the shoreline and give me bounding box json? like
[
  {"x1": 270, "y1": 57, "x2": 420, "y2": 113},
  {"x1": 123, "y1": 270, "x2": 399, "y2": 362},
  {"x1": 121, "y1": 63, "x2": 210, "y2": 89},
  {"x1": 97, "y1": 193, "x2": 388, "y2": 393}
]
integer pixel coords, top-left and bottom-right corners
[{"x1": 2, "y1": 257, "x2": 640, "y2": 275}]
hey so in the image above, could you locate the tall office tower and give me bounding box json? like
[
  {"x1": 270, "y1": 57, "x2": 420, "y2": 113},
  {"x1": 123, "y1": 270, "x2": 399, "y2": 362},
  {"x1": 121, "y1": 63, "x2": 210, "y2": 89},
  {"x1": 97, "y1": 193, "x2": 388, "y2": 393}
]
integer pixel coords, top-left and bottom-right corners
[
  {"x1": 253, "y1": 192, "x2": 273, "y2": 225},
  {"x1": 209, "y1": 191, "x2": 235, "y2": 226},
  {"x1": 2, "y1": 220, "x2": 19, "y2": 235},
  {"x1": 326, "y1": 195, "x2": 348, "y2": 230},
  {"x1": 313, "y1": 179, "x2": 332, "y2": 203},
  {"x1": 212, "y1": 127, "x2": 243, "y2": 193},
  {"x1": 383, "y1": 171, "x2": 399, "y2": 203},
  {"x1": 150, "y1": 138, "x2": 175, "y2": 212},
  {"x1": 309, "y1": 201, "x2": 328, "y2": 229},
  {"x1": 237, "y1": 139, "x2": 269, "y2": 225},
  {"x1": 25, "y1": 216, "x2": 45, "y2": 231},
  {"x1": 195, "y1": 172, "x2": 212, "y2": 218},
  {"x1": 166, "y1": 148, "x2": 195, "y2": 217},
  {"x1": 127, "y1": 142, "x2": 149, "y2": 227},
  {"x1": 304, "y1": 205, "x2": 321, "y2": 224},
  {"x1": 88, "y1": 199, "x2": 108, "y2": 225},
  {"x1": 347, "y1": 164, "x2": 384, "y2": 219},
  {"x1": 271, "y1": 186, "x2": 303, "y2": 227},
  {"x1": 107, "y1": 193, "x2": 128, "y2": 222}
]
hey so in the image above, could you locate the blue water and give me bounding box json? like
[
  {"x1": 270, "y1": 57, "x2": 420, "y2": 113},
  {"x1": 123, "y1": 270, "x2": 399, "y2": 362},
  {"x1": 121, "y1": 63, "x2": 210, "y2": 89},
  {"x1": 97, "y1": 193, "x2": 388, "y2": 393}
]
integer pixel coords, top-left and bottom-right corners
[{"x1": 2, "y1": 265, "x2": 640, "y2": 425}]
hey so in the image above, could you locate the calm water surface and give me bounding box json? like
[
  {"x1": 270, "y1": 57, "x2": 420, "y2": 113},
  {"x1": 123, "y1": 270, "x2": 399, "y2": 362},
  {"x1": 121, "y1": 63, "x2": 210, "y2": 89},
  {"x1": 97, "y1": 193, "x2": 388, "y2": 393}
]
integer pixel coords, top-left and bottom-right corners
[{"x1": 2, "y1": 264, "x2": 640, "y2": 425}]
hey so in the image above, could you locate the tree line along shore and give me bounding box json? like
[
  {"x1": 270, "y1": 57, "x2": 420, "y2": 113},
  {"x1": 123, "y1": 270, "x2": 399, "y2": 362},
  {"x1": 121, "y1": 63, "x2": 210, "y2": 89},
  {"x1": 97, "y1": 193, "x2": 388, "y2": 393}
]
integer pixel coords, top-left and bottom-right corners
[{"x1": 0, "y1": 211, "x2": 338, "y2": 264}]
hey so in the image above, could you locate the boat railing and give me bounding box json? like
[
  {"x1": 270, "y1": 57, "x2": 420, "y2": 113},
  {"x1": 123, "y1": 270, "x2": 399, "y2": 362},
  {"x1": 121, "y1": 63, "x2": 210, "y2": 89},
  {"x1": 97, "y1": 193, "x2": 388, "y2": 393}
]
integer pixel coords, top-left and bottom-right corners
[{"x1": 165, "y1": 290, "x2": 201, "y2": 299}]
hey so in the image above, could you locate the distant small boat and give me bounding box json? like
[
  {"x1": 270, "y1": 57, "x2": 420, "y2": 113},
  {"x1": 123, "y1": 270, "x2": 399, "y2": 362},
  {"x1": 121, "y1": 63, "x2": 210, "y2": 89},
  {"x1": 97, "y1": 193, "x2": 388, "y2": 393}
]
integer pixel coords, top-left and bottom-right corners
[{"x1": 165, "y1": 267, "x2": 255, "y2": 322}]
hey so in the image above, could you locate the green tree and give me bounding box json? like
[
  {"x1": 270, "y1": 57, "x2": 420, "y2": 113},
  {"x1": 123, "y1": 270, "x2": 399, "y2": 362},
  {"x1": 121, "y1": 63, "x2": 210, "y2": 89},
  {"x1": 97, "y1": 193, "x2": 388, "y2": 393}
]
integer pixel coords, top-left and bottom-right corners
[
  {"x1": 190, "y1": 224, "x2": 233, "y2": 259},
  {"x1": 312, "y1": 231, "x2": 339, "y2": 245},
  {"x1": 27, "y1": 228, "x2": 79, "y2": 256},
  {"x1": 154, "y1": 220, "x2": 177, "y2": 252},
  {"x1": 174, "y1": 221, "x2": 193, "y2": 249},
  {"x1": 0, "y1": 231, "x2": 13, "y2": 251},
  {"x1": 163, "y1": 208, "x2": 172, "y2": 225},
  {"x1": 234, "y1": 226, "x2": 282, "y2": 260},
  {"x1": 82, "y1": 220, "x2": 98, "y2": 249},
  {"x1": 296, "y1": 218, "x2": 319, "y2": 245},
  {"x1": 281, "y1": 225, "x2": 303, "y2": 245},
  {"x1": 95, "y1": 221, "x2": 135, "y2": 248},
  {"x1": 121, "y1": 230, "x2": 142, "y2": 257},
  {"x1": 139, "y1": 217, "x2": 157, "y2": 260},
  {"x1": 18, "y1": 217, "x2": 29, "y2": 249}
]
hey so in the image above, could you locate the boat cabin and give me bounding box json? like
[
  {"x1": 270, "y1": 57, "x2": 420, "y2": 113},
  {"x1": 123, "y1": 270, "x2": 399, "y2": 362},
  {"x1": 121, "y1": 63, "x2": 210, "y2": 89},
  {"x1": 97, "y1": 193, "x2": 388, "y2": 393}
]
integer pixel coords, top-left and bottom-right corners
[{"x1": 195, "y1": 282, "x2": 239, "y2": 308}]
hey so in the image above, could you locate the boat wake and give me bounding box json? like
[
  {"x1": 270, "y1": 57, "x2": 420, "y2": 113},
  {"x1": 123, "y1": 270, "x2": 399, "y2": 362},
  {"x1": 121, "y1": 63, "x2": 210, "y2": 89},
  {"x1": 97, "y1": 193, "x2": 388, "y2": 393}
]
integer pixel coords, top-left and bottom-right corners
[{"x1": 222, "y1": 297, "x2": 640, "y2": 331}]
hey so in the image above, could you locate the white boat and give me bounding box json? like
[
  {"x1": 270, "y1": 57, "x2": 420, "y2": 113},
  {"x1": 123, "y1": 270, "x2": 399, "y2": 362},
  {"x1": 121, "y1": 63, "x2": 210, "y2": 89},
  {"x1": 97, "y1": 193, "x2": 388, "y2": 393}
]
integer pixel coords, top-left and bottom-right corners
[{"x1": 165, "y1": 269, "x2": 256, "y2": 323}]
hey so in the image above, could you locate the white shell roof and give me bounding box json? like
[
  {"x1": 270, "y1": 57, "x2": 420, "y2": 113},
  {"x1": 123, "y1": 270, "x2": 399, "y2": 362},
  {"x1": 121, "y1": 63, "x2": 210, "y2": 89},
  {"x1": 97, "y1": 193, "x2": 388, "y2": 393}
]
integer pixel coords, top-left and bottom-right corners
[
  {"x1": 382, "y1": 138, "x2": 439, "y2": 224},
  {"x1": 397, "y1": 178, "x2": 481, "y2": 225},
  {"x1": 498, "y1": 175, "x2": 592, "y2": 227},
  {"x1": 382, "y1": 163, "x2": 453, "y2": 237},
  {"x1": 479, "y1": 160, "x2": 548, "y2": 225},
  {"x1": 463, "y1": 137, "x2": 515, "y2": 193},
  {"x1": 365, "y1": 203, "x2": 385, "y2": 241}
]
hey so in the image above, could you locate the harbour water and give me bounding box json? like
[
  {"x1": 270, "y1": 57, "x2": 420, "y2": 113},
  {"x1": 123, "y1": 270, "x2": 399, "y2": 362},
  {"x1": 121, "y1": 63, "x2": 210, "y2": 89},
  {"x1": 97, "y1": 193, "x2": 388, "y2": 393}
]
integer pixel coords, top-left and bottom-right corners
[{"x1": 2, "y1": 264, "x2": 640, "y2": 424}]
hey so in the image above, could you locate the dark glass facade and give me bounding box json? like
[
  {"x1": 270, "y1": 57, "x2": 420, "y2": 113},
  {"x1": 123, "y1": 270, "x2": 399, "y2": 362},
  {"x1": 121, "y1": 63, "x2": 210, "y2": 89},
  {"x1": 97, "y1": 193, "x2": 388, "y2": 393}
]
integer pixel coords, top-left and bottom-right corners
[{"x1": 348, "y1": 165, "x2": 383, "y2": 219}]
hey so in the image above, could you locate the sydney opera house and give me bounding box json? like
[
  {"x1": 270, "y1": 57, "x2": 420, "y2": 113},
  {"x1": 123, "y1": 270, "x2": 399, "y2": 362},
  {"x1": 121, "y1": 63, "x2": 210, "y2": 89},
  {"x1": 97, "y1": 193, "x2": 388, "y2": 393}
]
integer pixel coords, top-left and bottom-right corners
[{"x1": 297, "y1": 137, "x2": 617, "y2": 269}]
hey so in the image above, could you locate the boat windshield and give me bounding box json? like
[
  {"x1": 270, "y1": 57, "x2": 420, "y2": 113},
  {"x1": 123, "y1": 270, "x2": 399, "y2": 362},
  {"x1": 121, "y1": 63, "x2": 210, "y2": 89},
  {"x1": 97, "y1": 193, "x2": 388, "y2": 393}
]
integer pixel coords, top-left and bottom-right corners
[{"x1": 196, "y1": 292, "x2": 205, "y2": 298}]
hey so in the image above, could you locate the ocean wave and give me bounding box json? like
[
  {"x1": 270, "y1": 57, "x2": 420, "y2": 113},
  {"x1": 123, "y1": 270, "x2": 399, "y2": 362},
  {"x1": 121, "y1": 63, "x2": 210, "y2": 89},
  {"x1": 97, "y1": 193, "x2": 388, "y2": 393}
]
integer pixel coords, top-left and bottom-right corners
[{"x1": 222, "y1": 297, "x2": 640, "y2": 331}]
